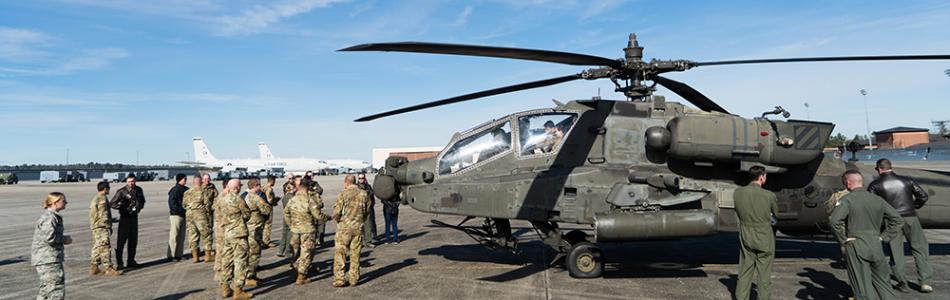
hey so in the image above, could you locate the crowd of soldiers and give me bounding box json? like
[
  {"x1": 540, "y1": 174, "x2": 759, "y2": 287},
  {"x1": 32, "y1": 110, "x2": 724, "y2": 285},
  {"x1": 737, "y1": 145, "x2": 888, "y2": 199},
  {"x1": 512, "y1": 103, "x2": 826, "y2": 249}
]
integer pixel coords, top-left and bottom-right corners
[
  {"x1": 734, "y1": 159, "x2": 934, "y2": 300},
  {"x1": 28, "y1": 157, "x2": 940, "y2": 299},
  {"x1": 30, "y1": 171, "x2": 378, "y2": 300}
]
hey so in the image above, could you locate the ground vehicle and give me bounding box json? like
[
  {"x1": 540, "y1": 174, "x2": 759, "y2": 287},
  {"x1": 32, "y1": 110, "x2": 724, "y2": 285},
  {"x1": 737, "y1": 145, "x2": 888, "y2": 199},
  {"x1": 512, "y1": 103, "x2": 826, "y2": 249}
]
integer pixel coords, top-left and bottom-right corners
[
  {"x1": 150, "y1": 170, "x2": 170, "y2": 181},
  {"x1": 0, "y1": 172, "x2": 18, "y2": 184},
  {"x1": 40, "y1": 171, "x2": 59, "y2": 183},
  {"x1": 348, "y1": 33, "x2": 950, "y2": 278},
  {"x1": 59, "y1": 171, "x2": 88, "y2": 182},
  {"x1": 103, "y1": 172, "x2": 122, "y2": 182}
]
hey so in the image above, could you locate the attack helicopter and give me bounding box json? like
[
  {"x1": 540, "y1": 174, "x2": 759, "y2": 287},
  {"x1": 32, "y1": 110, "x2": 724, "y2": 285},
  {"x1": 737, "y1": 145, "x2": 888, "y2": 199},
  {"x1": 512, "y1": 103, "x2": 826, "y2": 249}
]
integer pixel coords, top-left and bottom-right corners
[{"x1": 341, "y1": 34, "x2": 950, "y2": 278}]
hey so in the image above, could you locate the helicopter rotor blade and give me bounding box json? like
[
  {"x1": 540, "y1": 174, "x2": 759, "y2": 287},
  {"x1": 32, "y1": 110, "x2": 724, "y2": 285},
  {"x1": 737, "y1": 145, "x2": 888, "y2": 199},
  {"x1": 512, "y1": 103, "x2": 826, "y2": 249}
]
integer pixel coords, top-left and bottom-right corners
[
  {"x1": 355, "y1": 74, "x2": 583, "y2": 122},
  {"x1": 653, "y1": 75, "x2": 729, "y2": 114},
  {"x1": 340, "y1": 42, "x2": 623, "y2": 68},
  {"x1": 692, "y1": 54, "x2": 950, "y2": 67}
]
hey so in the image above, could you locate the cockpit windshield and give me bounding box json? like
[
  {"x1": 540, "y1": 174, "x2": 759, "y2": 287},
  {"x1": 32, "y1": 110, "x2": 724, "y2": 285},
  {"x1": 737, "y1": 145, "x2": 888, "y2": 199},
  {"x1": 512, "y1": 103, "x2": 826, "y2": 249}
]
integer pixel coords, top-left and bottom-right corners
[
  {"x1": 438, "y1": 121, "x2": 513, "y2": 175},
  {"x1": 518, "y1": 113, "x2": 576, "y2": 155}
]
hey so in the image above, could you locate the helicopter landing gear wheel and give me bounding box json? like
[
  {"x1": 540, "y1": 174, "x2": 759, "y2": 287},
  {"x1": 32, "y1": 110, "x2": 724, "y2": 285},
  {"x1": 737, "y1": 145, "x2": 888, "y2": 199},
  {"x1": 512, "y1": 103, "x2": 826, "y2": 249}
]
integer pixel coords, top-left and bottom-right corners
[{"x1": 567, "y1": 242, "x2": 602, "y2": 278}]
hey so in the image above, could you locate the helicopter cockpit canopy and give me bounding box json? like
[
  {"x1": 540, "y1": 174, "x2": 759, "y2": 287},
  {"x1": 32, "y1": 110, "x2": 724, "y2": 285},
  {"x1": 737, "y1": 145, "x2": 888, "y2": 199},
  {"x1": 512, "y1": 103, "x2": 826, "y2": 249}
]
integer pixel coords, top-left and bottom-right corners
[
  {"x1": 439, "y1": 120, "x2": 513, "y2": 175},
  {"x1": 518, "y1": 113, "x2": 576, "y2": 155}
]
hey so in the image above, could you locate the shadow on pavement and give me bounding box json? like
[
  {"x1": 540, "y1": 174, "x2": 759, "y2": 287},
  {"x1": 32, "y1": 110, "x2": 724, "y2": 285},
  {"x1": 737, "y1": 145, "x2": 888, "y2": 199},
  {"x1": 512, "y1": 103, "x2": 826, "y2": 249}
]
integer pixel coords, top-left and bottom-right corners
[
  {"x1": 718, "y1": 275, "x2": 739, "y2": 300},
  {"x1": 153, "y1": 288, "x2": 204, "y2": 300},
  {"x1": 397, "y1": 231, "x2": 429, "y2": 243},
  {"x1": 717, "y1": 275, "x2": 766, "y2": 300},
  {"x1": 419, "y1": 243, "x2": 529, "y2": 265},
  {"x1": 794, "y1": 267, "x2": 851, "y2": 300},
  {"x1": 253, "y1": 269, "x2": 296, "y2": 296},
  {"x1": 258, "y1": 257, "x2": 292, "y2": 271},
  {"x1": 359, "y1": 258, "x2": 418, "y2": 284},
  {"x1": 0, "y1": 256, "x2": 26, "y2": 266}
]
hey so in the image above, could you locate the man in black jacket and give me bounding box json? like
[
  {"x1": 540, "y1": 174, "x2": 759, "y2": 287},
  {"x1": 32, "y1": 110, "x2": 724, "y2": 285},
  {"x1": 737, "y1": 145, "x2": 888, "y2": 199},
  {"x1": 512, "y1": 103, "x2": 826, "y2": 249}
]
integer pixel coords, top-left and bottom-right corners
[
  {"x1": 166, "y1": 173, "x2": 188, "y2": 262},
  {"x1": 112, "y1": 174, "x2": 145, "y2": 269},
  {"x1": 357, "y1": 173, "x2": 378, "y2": 248},
  {"x1": 868, "y1": 158, "x2": 933, "y2": 293}
]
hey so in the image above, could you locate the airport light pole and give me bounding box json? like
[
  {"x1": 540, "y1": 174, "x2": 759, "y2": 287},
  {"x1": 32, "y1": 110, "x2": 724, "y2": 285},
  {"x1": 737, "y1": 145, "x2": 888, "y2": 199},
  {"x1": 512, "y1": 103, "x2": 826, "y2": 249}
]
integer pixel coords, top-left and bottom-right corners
[
  {"x1": 65, "y1": 148, "x2": 69, "y2": 165},
  {"x1": 804, "y1": 102, "x2": 810, "y2": 119},
  {"x1": 136, "y1": 150, "x2": 140, "y2": 165},
  {"x1": 859, "y1": 89, "x2": 873, "y2": 147}
]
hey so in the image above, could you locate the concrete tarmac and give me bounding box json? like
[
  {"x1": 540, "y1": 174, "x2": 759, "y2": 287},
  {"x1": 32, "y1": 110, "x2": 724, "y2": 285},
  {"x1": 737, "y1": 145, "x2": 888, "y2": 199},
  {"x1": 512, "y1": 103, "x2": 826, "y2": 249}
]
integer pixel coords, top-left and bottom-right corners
[{"x1": 1, "y1": 175, "x2": 949, "y2": 299}]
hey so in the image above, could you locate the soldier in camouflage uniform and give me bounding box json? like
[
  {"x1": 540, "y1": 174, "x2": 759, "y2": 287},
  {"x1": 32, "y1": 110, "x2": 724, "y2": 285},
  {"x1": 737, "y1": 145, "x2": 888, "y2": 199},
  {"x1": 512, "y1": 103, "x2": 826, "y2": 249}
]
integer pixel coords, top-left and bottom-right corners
[
  {"x1": 826, "y1": 190, "x2": 850, "y2": 215},
  {"x1": 184, "y1": 176, "x2": 212, "y2": 263},
  {"x1": 32, "y1": 192, "x2": 71, "y2": 300},
  {"x1": 218, "y1": 179, "x2": 253, "y2": 300},
  {"x1": 825, "y1": 188, "x2": 850, "y2": 268},
  {"x1": 277, "y1": 174, "x2": 300, "y2": 258},
  {"x1": 89, "y1": 182, "x2": 121, "y2": 275},
  {"x1": 201, "y1": 173, "x2": 219, "y2": 264},
  {"x1": 304, "y1": 171, "x2": 326, "y2": 246},
  {"x1": 261, "y1": 176, "x2": 279, "y2": 247},
  {"x1": 285, "y1": 178, "x2": 327, "y2": 285},
  {"x1": 533, "y1": 121, "x2": 564, "y2": 154},
  {"x1": 332, "y1": 175, "x2": 371, "y2": 287},
  {"x1": 241, "y1": 179, "x2": 269, "y2": 285}
]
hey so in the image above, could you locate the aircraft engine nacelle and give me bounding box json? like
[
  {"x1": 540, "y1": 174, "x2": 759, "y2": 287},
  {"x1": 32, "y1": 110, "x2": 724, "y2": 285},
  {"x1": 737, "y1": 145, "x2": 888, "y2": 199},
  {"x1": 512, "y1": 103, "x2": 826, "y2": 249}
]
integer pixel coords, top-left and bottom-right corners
[{"x1": 646, "y1": 114, "x2": 834, "y2": 166}]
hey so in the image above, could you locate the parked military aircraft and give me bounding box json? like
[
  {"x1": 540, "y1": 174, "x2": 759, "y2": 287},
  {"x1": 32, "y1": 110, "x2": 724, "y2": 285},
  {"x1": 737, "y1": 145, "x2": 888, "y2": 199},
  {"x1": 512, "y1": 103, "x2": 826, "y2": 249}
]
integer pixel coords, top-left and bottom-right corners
[{"x1": 343, "y1": 34, "x2": 950, "y2": 277}]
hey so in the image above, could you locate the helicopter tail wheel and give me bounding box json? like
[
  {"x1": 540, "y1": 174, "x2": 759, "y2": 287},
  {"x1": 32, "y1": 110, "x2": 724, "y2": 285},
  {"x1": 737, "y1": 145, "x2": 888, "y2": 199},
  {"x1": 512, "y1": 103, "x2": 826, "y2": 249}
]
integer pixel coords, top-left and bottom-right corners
[{"x1": 567, "y1": 242, "x2": 603, "y2": 278}]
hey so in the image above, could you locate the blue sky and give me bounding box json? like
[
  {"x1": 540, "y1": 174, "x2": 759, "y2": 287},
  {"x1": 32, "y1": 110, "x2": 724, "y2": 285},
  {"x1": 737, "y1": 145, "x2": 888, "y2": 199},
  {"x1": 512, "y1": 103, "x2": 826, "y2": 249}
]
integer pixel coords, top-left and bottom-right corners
[{"x1": 2, "y1": 0, "x2": 949, "y2": 165}]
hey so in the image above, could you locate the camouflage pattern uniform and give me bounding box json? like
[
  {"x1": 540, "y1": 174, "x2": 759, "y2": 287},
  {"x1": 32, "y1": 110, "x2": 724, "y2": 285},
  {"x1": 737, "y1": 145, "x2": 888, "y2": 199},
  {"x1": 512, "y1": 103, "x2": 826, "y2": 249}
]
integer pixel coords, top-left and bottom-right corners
[
  {"x1": 825, "y1": 189, "x2": 851, "y2": 263},
  {"x1": 535, "y1": 133, "x2": 562, "y2": 153},
  {"x1": 309, "y1": 181, "x2": 326, "y2": 245},
  {"x1": 825, "y1": 189, "x2": 850, "y2": 215},
  {"x1": 278, "y1": 182, "x2": 296, "y2": 257},
  {"x1": 201, "y1": 183, "x2": 219, "y2": 249},
  {"x1": 32, "y1": 209, "x2": 66, "y2": 300},
  {"x1": 332, "y1": 185, "x2": 370, "y2": 286},
  {"x1": 218, "y1": 191, "x2": 251, "y2": 291},
  {"x1": 184, "y1": 185, "x2": 212, "y2": 255},
  {"x1": 89, "y1": 193, "x2": 114, "y2": 269},
  {"x1": 261, "y1": 185, "x2": 278, "y2": 245},
  {"x1": 244, "y1": 191, "x2": 269, "y2": 279},
  {"x1": 285, "y1": 192, "x2": 326, "y2": 277}
]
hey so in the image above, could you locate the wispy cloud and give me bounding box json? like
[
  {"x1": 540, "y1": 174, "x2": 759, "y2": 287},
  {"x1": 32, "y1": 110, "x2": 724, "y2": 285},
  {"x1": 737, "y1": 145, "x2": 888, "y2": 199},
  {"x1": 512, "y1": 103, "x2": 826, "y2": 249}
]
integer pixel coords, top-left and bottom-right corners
[
  {"x1": 455, "y1": 5, "x2": 473, "y2": 26},
  {"x1": 0, "y1": 27, "x2": 51, "y2": 61},
  {"x1": 215, "y1": 0, "x2": 348, "y2": 36},
  {"x1": 348, "y1": 0, "x2": 375, "y2": 17},
  {"x1": 580, "y1": 0, "x2": 629, "y2": 21},
  {"x1": 0, "y1": 47, "x2": 128, "y2": 76},
  {"x1": 59, "y1": 0, "x2": 221, "y2": 19}
]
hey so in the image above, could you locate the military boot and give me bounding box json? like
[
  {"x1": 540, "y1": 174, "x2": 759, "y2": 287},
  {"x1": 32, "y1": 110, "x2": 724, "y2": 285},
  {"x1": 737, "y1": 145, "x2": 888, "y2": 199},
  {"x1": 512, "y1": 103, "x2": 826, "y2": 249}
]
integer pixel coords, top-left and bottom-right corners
[
  {"x1": 205, "y1": 250, "x2": 215, "y2": 262},
  {"x1": 232, "y1": 290, "x2": 253, "y2": 300},
  {"x1": 90, "y1": 264, "x2": 101, "y2": 275},
  {"x1": 244, "y1": 278, "x2": 258, "y2": 288},
  {"x1": 220, "y1": 284, "x2": 232, "y2": 298},
  {"x1": 294, "y1": 272, "x2": 307, "y2": 285},
  {"x1": 103, "y1": 267, "x2": 122, "y2": 276},
  {"x1": 192, "y1": 248, "x2": 201, "y2": 263}
]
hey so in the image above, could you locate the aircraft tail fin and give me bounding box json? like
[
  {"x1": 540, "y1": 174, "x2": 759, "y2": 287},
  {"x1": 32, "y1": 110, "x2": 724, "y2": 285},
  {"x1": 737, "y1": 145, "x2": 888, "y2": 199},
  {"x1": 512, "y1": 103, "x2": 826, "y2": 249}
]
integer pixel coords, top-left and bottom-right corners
[
  {"x1": 259, "y1": 143, "x2": 274, "y2": 159},
  {"x1": 193, "y1": 137, "x2": 217, "y2": 162}
]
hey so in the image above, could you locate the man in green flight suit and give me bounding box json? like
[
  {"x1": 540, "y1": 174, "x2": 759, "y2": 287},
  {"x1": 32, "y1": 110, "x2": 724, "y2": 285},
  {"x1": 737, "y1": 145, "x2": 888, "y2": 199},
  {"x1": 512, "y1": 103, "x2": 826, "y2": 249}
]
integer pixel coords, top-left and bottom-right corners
[
  {"x1": 733, "y1": 165, "x2": 778, "y2": 300},
  {"x1": 830, "y1": 170, "x2": 904, "y2": 300}
]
